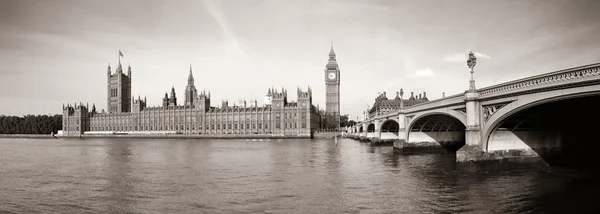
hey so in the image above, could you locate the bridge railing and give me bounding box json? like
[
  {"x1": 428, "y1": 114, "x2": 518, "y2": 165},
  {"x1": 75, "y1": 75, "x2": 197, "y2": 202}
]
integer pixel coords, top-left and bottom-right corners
[
  {"x1": 401, "y1": 93, "x2": 464, "y2": 110},
  {"x1": 478, "y1": 63, "x2": 600, "y2": 97},
  {"x1": 382, "y1": 63, "x2": 600, "y2": 115}
]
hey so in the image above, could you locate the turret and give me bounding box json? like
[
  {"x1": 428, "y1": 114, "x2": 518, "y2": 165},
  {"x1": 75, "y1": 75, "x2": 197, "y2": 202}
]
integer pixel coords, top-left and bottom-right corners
[
  {"x1": 264, "y1": 88, "x2": 273, "y2": 106},
  {"x1": 221, "y1": 100, "x2": 229, "y2": 108},
  {"x1": 163, "y1": 92, "x2": 169, "y2": 107},
  {"x1": 194, "y1": 90, "x2": 211, "y2": 112},
  {"x1": 127, "y1": 63, "x2": 131, "y2": 77},
  {"x1": 169, "y1": 86, "x2": 177, "y2": 106}
]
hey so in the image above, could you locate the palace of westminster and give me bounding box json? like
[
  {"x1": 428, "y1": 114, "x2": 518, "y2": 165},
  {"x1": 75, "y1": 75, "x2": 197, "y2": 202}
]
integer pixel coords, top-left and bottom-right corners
[
  {"x1": 61, "y1": 44, "x2": 430, "y2": 137},
  {"x1": 61, "y1": 46, "x2": 345, "y2": 137}
]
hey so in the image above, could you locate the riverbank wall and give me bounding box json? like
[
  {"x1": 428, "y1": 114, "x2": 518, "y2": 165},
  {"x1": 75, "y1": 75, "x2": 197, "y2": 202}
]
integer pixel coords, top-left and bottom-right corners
[
  {"x1": 0, "y1": 134, "x2": 317, "y2": 140},
  {"x1": 0, "y1": 134, "x2": 55, "y2": 138}
]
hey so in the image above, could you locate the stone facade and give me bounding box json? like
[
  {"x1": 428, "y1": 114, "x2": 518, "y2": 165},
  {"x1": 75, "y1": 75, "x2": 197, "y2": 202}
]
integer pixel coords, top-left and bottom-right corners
[
  {"x1": 62, "y1": 63, "x2": 321, "y2": 137},
  {"x1": 367, "y1": 90, "x2": 429, "y2": 118}
]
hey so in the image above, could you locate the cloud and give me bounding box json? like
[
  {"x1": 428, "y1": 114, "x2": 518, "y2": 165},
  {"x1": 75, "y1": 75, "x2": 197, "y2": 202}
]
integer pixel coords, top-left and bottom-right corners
[
  {"x1": 443, "y1": 52, "x2": 491, "y2": 62},
  {"x1": 474, "y1": 52, "x2": 491, "y2": 59},
  {"x1": 202, "y1": 0, "x2": 244, "y2": 56},
  {"x1": 414, "y1": 68, "x2": 434, "y2": 77}
]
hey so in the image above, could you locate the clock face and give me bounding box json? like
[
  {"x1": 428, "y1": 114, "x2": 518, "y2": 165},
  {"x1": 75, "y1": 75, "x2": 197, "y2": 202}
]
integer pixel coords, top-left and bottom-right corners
[{"x1": 328, "y1": 72, "x2": 336, "y2": 80}]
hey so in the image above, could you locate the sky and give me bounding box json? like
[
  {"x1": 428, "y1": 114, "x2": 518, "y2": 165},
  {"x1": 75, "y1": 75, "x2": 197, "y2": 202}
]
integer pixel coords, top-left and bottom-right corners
[{"x1": 1, "y1": 0, "x2": 600, "y2": 120}]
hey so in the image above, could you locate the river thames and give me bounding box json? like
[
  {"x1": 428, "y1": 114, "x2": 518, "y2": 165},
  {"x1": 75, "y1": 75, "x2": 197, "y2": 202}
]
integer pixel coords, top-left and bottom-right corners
[{"x1": 0, "y1": 138, "x2": 598, "y2": 213}]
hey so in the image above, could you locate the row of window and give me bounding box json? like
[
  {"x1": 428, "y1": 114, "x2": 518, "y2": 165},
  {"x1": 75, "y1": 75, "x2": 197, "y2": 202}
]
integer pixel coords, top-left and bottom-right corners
[{"x1": 90, "y1": 121, "x2": 309, "y2": 131}]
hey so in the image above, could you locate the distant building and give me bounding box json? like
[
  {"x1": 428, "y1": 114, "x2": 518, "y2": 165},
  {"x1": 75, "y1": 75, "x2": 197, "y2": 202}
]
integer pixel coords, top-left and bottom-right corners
[
  {"x1": 324, "y1": 43, "x2": 341, "y2": 129},
  {"x1": 61, "y1": 61, "x2": 320, "y2": 137},
  {"x1": 367, "y1": 89, "x2": 429, "y2": 118}
]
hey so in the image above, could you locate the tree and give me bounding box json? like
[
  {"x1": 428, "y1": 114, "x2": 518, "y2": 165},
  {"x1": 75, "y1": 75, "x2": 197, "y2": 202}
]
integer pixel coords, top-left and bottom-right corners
[{"x1": 0, "y1": 114, "x2": 62, "y2": 134}]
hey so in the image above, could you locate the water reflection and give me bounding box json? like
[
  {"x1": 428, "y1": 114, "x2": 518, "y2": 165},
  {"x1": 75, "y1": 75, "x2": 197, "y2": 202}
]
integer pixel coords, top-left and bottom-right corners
[
  {"x1": 104, "y1": 139, "x2": 136, "y2": 213},
  {"x1": 0, "y1": 138, "x2": 599, "y2": 213}
]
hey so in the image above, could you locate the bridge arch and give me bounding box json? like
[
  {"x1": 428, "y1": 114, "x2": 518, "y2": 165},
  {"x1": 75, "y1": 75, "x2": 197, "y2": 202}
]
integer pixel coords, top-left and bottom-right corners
[
  {"x1": 406, "y1": 109, "x2": 467, "y2": 152},
  {"x1": 378, "y1": 119, "x2": 400, "y2": 140},
  {"x1": 367, "y1": 123, "x2": 375, "y2": 133},
  {"x1": 359, "y1": 126, "x2": 364, "y2": 133},
  {"x1": 406, "y1": 109, "x2": 467, "y2": 131},
  {"x1": 483, "y1": 87, "x2": 600, "y2": 170},
  {"x1": 379, "y1": 119, "x2": 400, "y2": 133}
]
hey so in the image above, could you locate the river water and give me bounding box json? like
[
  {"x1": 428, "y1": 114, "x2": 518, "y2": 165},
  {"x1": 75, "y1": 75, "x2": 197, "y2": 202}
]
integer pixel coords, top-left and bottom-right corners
[{"x1": 0, "y1": 138, "x2": 599, "y2": 213}]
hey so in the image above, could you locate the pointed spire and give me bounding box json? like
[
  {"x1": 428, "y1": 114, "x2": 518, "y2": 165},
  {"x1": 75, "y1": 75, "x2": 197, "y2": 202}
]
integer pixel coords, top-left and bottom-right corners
[
  {"x1": 187, "y1": 64, "x2": 194, "y2": 86},
  {"x1": 329, "y1": 41, "x2": 336, "y2": 59}
]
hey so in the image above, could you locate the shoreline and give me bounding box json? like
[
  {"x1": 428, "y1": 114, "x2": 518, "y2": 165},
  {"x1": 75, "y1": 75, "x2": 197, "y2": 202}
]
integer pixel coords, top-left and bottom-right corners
[{"x1": 0, "y1": 134, "x2": 341, "y2": 139}]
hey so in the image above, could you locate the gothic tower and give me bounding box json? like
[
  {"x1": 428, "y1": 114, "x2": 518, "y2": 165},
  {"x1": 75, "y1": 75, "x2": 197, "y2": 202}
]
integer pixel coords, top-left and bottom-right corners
[
  {"x1": 324, "y1": 43, "x2": 340, "y2": 129},
  {"x1": 107, "y1": 62, "x2": 132, "y2": 113},
  {"x1": 185, "y1": 65, "x2": 198, "y2": 106},
  {"x1": 169, "y1": 86, "x2": 177, "y2": 106}
]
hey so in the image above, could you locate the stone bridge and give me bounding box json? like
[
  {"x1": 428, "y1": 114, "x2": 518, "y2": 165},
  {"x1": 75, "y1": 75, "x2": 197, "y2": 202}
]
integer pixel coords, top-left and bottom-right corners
[{"x1": 348, "y1": 62, "x2": 600, "y2": 165}]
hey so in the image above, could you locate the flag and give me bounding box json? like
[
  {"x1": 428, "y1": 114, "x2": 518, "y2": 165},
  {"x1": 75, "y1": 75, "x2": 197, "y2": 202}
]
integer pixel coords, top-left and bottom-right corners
[{"x1": 119, "y1": 50, "x2": 124, "y2": 57}]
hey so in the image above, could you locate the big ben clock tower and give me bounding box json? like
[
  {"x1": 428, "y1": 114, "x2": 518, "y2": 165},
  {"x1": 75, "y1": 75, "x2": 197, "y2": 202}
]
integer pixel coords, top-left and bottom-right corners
[{"x1": 325, "y1": 43, "x2": 340, "y2": 129}]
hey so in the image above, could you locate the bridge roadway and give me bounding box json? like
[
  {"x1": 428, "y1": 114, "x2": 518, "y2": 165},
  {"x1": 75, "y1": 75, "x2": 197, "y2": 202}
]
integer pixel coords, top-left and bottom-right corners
[{"x1": 348, "y1": 62, "x2": 600, "y2": 164}]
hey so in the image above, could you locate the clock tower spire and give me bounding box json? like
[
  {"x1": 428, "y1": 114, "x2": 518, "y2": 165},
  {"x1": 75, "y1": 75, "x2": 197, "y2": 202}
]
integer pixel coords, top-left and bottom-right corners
[{"x1": 324, "y1": 42, "x2": 340, "y2": 130}]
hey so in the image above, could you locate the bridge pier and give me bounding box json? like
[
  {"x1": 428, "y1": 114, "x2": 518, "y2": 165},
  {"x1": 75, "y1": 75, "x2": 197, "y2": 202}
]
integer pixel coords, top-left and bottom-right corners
[
  {"x1": 457, "y1": 91, "x2": 486, "y2": 161},
  {"x1": 391, "y1": 113, "x2": 422, "y2": 152},
  {"x1": 455, "y1": 91, "x2": 544, "y2": 166},
  {"x1": 359, "y1": 133, "x2": 368, "y2": 142}
]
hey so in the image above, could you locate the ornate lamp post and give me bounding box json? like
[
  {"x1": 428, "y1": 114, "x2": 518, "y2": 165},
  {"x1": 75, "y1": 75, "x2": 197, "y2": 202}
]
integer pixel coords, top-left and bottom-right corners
[{"x1": 467, "y1": 51, "x2": 477, "y2": 92}]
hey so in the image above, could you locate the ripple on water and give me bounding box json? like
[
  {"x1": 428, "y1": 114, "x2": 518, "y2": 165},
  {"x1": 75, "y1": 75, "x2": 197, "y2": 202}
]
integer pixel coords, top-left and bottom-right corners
[{"x1": 1, "y1": 138, "x2": 600, "y2": 213}]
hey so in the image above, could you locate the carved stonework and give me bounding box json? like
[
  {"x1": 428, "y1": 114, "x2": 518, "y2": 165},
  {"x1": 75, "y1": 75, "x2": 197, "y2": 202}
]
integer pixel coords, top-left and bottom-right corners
[
  {"x1": 483, "y1": 103, "x2": 509, "y2": 121},
  {"x1": 455, "y1": 108, "x2": 466, "y2": 114},
  {"x1": 479, "y1": 65, "x2": 600, "y2": 97}
]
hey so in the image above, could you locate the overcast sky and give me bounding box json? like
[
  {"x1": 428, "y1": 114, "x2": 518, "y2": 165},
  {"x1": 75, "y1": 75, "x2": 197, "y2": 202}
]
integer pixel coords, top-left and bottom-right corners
[{"x1": 1, "y1": 0, "x2": 600, "y2": 119}]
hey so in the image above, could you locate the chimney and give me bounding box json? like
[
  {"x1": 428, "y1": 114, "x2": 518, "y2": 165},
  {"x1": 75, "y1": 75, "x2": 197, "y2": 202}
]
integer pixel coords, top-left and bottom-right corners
[
  {"x1": 418, "y1": 94, "x2": 422, "y2": 100},
  {"x1": 423, "y1": 92, "x2": 427, "y2": 99},
  {"x1": 443, "y1": 92, "x2": 445, "y2": 98},
  {"x1": 383, "y1": 92, "x2": 386, "y2": 97},
  {"x1": 410, "y1": 92, "x2": 414, "y2": 99}
]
